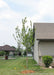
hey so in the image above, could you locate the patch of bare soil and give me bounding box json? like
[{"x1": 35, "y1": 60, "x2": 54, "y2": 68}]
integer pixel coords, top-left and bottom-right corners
[{"x1": 21, "y1": 70, "x2": 35, "y2": 74}]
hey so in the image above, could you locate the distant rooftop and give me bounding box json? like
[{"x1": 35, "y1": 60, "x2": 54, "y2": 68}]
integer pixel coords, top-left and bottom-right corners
[{"x1": 0, "y1": 45, "x2": 16, "y2": 51}]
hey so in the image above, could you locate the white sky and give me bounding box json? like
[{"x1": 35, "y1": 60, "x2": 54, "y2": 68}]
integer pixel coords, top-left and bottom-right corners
[{"x1": 0, "y1": 0, "x2": 54, "y2": 47}]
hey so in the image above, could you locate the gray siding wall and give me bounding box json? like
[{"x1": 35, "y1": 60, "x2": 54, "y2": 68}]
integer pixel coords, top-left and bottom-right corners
[
  {"x1": 34, "y1": 23, "x2": 54, "y2": 39},
  {"x1": 39, "y1": 41, "x2": 54, "y2": 56},
  {"x1": 34, "y1": 23, "x2": 54, "y2": 64},
  {"x1": 34, "y1": 24, "x2": 39, "y2": 63},
  {"x1": 34, "y1": 39, "x2": 39, "y2": 63}
]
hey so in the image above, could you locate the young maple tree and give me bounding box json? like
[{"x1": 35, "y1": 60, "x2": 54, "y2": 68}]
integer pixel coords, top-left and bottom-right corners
[{"x1": 13, "y1": 17, "x2": 34, "y2": 68}]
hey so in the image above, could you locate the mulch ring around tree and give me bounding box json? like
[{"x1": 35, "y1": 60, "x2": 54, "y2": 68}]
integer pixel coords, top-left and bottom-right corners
[{"x1": 21, "y1": 70, "x2": 35, "y2": 74}]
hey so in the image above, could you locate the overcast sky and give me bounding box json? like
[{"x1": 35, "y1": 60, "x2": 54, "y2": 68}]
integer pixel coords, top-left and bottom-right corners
[{"x1": 0, "y1": 0, "x2": 54, "y2": 47}]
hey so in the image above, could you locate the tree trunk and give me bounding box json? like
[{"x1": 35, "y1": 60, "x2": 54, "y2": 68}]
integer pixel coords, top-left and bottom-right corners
[
  {"x1": 32, "y1": 47, "x2": 34, "y2": 59},
  {"x1": 26, "y1": 49, "x2": 28, "y2": 69}
]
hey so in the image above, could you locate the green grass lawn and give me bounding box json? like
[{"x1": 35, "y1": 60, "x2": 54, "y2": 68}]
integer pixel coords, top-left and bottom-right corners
[{"x1": 0, "y1": 56, "x2": 54, "y2": 75}]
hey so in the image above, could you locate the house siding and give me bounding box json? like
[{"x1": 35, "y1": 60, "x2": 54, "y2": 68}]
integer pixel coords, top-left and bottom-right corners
[
  {"x1": 33, "y1": 24, "x2": 39, "y2": 63},
  {"x1": 34, "y1": 39, "x2": 39, "y2": 63},
  {"x1": 39, "y1": 41, "x2": 54, "y2": 56},
  {"x1": 33, "y1": 23, "x2": 54, "y2": 64},
  {"x1": 34, "y1": 23, "x2": 54, "y2": 39}
]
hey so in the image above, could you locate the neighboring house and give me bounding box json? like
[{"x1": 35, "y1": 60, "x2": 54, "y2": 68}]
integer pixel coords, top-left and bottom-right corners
[
  {"x1": 0, "y1": 45, "x2": 15, "y2": 56},
  {"x1": 33, "y1": 23, "x2": 54, "y2": 64}
]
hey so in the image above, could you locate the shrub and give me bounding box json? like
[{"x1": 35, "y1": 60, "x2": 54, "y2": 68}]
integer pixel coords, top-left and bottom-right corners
[
  {"x1": 42, "y1": 56, "x2": 53, "y2": 67},
  {"x1": 5, "y1": 51, "x2": 9, "y2": 56},
  {"x1": 0, "y1": 51, "x2": 5, "y2": 56}
]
